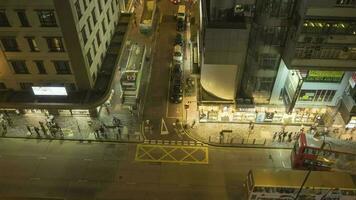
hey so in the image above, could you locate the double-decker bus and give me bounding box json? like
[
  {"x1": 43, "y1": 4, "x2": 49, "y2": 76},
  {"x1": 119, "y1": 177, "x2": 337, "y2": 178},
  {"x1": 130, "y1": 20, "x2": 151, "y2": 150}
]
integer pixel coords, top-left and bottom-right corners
[
  {"x1": 291, "y1": 133, "x2": 356, "y2": 174},
  {"x1": 245, "y1": 169, "x2": 356, "y2": 200}
]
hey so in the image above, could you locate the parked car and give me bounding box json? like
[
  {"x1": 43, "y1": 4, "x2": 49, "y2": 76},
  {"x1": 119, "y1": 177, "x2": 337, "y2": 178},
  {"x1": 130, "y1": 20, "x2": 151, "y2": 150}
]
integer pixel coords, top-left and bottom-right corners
[
  {"x1": 175, "y1": 33, "x2": 184, "y2": 47},
  {"x1": 173, "y1": 45, "x2": 183, "y2": 63},
  {"x1": 171, "y1": 63, "x2": 182, "y2": 80},
  {"x1": 176, "y1": 19, "x2": 185, "y2": 32},
  {"x1": 170, "y1": 75, "x2": 183, "y2": 103}
]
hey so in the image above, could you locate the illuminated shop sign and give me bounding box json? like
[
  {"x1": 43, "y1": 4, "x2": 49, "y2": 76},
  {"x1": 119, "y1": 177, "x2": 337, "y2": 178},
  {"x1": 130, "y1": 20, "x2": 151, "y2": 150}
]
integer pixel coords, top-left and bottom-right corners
[
  {"x1": 305, "y1": 70, "x2": 344, "y2": 82},
  {"x1": 32, "y1": 87, "x2": 68, "y2": 96}
]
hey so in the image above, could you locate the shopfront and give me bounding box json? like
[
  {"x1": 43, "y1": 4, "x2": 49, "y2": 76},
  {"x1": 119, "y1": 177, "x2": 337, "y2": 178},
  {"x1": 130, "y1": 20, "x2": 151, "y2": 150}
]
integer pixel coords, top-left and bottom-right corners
[{"x1": 198, "y1": 104, "x2": 325, "y2": 124}]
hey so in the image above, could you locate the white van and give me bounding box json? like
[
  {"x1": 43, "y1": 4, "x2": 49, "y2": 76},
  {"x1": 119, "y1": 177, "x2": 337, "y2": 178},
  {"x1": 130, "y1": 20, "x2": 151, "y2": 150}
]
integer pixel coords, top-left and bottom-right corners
[{"x1": 177, "y1": 5, "x2": 186, "y2": 21}]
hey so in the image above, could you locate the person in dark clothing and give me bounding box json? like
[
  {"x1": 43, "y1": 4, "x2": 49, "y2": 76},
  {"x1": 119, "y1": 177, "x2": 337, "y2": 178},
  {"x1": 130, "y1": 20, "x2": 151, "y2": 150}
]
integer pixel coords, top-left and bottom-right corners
[
  {"x1": 26, "y1": 125, "x2": 33, "y2": 135},
  {"x1": 278, "y1": 134, "x2": 282, "y2": 142},
  {"x1": 273, "y1": 132, "x2": 277, "y2": 141},
  {"x1": 282, "y1": 131, "x2": 287, "y2": 142},
  {"x1": 94, "y1": 129, "x2": 100, "y2": 138},
  {"x1": 288, "y1": 132, "x2": 293, "y2": 142}
]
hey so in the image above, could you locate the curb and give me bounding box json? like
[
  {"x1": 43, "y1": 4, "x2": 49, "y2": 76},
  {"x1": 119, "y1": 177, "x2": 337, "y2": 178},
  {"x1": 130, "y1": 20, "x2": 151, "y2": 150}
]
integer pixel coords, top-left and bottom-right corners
[
  {"x1": 183, "y1": 126, "x2": 293, "y2": 150},
  {"x1": 0, "y1": 135, "x2": 144, "y2": 144}
]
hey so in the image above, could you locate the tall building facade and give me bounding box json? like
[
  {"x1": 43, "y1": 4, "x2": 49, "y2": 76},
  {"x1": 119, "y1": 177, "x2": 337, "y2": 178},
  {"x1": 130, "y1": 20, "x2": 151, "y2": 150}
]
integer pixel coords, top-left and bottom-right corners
[
  {"x1": 199, "y1": 0, "x2": 356, "y2": 126},
  {"x1": 0, "y1": 0, "x2": 128, "y2": 115},
  {"x1": 269, "y1": 0, "x2": 356, "y2": 126}
]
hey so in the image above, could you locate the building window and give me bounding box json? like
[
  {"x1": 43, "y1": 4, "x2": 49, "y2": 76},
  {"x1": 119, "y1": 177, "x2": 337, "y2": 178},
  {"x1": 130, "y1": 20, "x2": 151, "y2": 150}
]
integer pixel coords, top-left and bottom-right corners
[
  {"x1": 87, "y1": 16, "x2": 93, "y2": 34},
  {"x1": 34, "y1": 60, "x2": 46, "y2": 74},
  {"x1": 298, "y1": 90, "x2": 336, "y2": 102},
  {"x1": 26, "y1": 37, "x2": 40, "y2": 52},
  {"x1": 87, "y1": 50, "x2": 93, "y2": 65},
  {"x1": 81, "y1": 26, "x2": 88, "y2": 44},
  {"x1": 259, "y1": 53, "x2": 278, "y2": 69},
  {"x1": 0, "y1": 10, "x2": 10, "y2": 27},
  {"x1": 46, "y1": 37, "x2": 65, "y2": 52},
  {"x1": 0, "y1": 82, "x2": 6, "y2": 90},
  {"x1": 16, "y1": 10, "x2": 30, "y2": 27},
  {"x1": 37, "y1": 10, "x2": 57, "y2": 27},
  {"x1": 10, "y1": 60, "x2": 29, "y2": 74},
  {"x1": 75, "y1": 0, "x2": 82, "y2": 20},
  {"x1": 19, "y1": 82, "x2": 33, "y2": 90},
  {"x1": 53, "y1": 61, "x2": 71, "y2": 74},
  {"x1": 1, "y1": 38, "x2": 19, "y2": 51},
  {"x1": 91, "y1": 8, "x2": 97, "y2": 24},
  {"x1": 96, "y1": 31, "x2": 101, "y2": 47}
]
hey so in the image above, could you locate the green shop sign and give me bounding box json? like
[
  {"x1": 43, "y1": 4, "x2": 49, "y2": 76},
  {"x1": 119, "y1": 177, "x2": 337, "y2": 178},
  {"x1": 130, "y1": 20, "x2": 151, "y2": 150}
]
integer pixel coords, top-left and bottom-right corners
[{"x1": 305, "y1": 70, "x2": 344, "y2": 82}]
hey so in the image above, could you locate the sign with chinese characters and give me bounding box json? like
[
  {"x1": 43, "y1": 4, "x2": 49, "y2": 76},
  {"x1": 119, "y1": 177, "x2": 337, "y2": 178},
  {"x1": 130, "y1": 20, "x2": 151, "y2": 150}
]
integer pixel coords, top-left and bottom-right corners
[
  {"x1": 32, "y1": 87, "x2": 67, "y2": 96},
  {"x1": 305, "y1": 70, "x2": 344, "y2": 82}
]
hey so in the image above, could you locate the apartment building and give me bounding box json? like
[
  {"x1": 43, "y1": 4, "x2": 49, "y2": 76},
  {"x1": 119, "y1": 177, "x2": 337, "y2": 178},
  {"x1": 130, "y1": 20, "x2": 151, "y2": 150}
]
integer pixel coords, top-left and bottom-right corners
[
  {"x1": 198, "y1": 0, "x2": 356, "y2": 125},
  {"x1": 0, "y1": 0, "x2": 128, "y2": 116}
]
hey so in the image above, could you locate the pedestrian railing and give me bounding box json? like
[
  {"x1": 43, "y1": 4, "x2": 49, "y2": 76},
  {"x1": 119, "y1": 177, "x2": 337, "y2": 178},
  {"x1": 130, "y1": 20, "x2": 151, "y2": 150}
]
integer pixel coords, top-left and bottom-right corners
[{"x1": 208, "y1": 136, "x2": 267, "y2": 145}]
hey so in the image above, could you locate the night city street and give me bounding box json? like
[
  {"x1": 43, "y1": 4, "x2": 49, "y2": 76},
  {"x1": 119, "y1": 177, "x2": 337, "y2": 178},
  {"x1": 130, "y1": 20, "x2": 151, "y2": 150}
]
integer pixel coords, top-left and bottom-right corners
[
  {"x1": 1, "y1": 0, "x2": 356, "y2": 199},
  {"x1": 0, "y1": 138, "x2": 291, "y2": 199}
]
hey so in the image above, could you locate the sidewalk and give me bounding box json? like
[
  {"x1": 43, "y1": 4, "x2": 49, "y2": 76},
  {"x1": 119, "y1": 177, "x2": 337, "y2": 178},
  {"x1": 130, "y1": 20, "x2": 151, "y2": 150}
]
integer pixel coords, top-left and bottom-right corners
[{"x1": 183, "y1": 109, "x2": 356, "y2": 148}]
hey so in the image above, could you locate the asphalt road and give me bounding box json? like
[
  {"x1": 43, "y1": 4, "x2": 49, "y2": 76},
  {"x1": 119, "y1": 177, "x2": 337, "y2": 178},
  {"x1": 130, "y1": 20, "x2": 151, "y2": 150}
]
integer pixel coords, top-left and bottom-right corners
[
  {"x1": 142, "y1": 0, "x2": 189, "y2": 141},
  {"x1": 0, "y1": 138, "x2": 292, "y2": 200}
]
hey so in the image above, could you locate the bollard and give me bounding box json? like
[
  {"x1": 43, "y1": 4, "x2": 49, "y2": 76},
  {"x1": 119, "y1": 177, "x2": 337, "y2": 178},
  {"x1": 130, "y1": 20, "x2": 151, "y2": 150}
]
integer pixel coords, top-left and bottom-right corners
[
  {"x1": 230, "y1": 138, "x2": 233, "y2": 144},
  {"x1": 264, "y1": 138, "x2": 266, "y2": 145},
  {"x1": 253, "y1": 139, "x2": 256, "y2": 144},
  {"x1": 241, "y1": 138, "x2": 244, "y2": 144},
  {"x1": 209, "y1": 136, "x2": 211, "y2": 142}
]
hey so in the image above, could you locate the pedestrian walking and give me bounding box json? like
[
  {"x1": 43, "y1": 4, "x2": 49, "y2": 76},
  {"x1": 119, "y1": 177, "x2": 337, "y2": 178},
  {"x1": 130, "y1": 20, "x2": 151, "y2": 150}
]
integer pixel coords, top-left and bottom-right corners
[
  {"x1": 26, "y1": 125, "x2": 33, "y2": 136},
  {"x1": 2, "y1": 124, "x2": 7, "y2": 136},
  {"x1": 94, "y1": 129, "x2": 100, "y2": 139},
  {"x1": 272, "y1": 132, "x2": 277, "y2": 141},
  {"x1": 278, "y1": 133, "x2": 282, "y2": 143},
  {"x1": 282, "y1": 131, "x2": 287, "y2": 142},
  {"x1": 58, "y1": 127, "x2": 64, "y2": 138},
  {"x1": 117, "y1": 127, "x2": 121, "y2": 136},
  {"x1": 288, "y1": 132, "x2": 292, "y2": 142},
  {"x1": 34, "y1": 126, "x2": 41, "y2": 138}
]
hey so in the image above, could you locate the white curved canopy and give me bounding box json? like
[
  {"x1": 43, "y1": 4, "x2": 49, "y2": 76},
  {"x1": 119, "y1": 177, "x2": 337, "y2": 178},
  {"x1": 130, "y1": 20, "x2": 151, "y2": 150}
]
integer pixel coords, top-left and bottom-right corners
[{"x1": 200, "y1": 64, "x2": 237, "y2": 100}]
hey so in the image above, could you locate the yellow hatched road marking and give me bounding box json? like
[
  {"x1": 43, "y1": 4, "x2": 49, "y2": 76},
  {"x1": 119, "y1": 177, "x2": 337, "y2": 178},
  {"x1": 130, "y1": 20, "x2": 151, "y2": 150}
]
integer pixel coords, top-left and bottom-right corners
[{"x1": 135, "y1": 144, "x2": 209, "y2": 164}]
